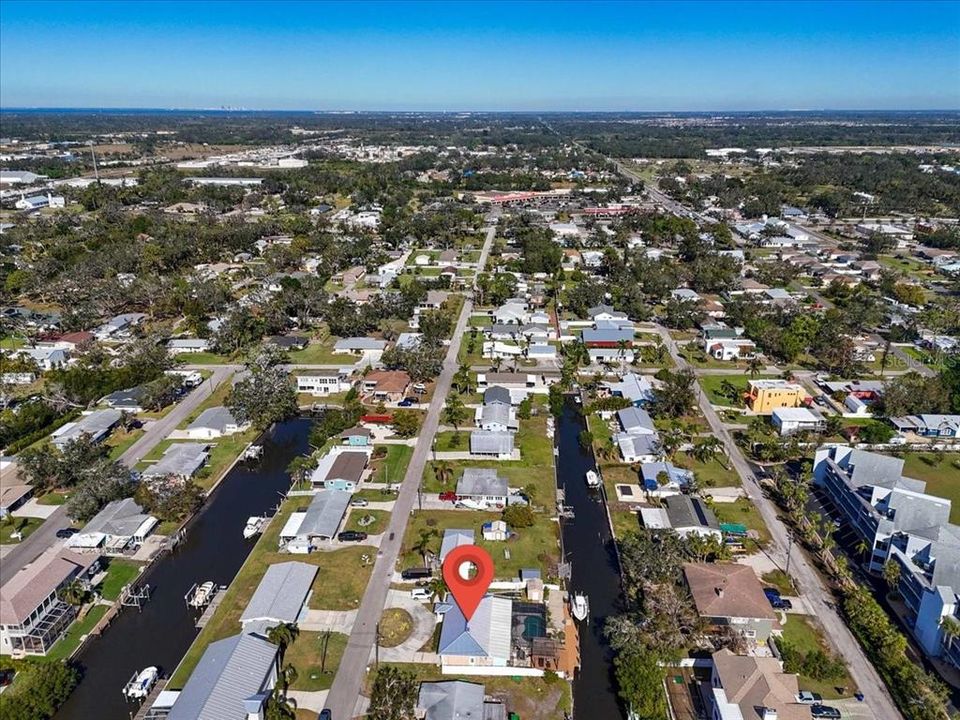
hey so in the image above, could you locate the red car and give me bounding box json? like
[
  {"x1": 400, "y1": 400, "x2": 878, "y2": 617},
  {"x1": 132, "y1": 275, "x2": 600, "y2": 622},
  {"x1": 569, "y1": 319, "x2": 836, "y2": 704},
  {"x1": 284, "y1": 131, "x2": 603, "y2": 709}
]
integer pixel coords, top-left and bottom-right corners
[{"x1": 439, "y1": 491, "x2": 458, "y2": 502}]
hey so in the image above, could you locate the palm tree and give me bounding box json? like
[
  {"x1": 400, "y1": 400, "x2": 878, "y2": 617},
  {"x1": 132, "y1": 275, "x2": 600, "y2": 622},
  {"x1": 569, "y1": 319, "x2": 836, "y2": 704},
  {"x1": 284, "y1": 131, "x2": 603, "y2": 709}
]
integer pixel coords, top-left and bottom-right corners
[
  {"x1": 691, "y1": 437, "x2": 724, "y2": 465},
  {"x1": 719, "y1": 379, "x2": 741, "y2": 405},
  {"x1": 616, "y1": 339, "x2": 629, "y2": 373},
  {"x1": 413, "y1": 529, "x2": 438, "y2": 566},
  {"x1": 434, "y1": 461, "x2": 453, "y2": 487},
  {"x1": 266, "y1": 623, "x2": 299, "y2": 665},
  {"x1": 746, "y1": 356, "x2": 764, "y2": 379},
  {"x1": 58, "y1": 581, "x2": 89, "y2": 607},
  {"x1": 854, "y1": 539, "x2": 870, "y2": 564},
  {"x1": 882, "y1": 559, "x2": 902, "y2": 593},
  {"x1": 427, "y1": 576, "x2": 448, "y2": 601},
  {"x1": 940, "y1": 616, "x2": 960, "y2": 649},
  {"x1": 653, "y1": 339, "x2": 667, "y2": 365}
]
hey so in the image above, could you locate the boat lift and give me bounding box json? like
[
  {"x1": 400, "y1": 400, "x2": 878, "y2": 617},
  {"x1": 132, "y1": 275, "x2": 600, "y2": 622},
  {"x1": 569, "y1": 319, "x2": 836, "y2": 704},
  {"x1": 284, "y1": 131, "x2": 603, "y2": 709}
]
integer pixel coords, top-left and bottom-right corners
[
  {"x1": 120, "y1": 584, "x2": 152, "y2": 611},
  {"x1": 241, "y1": 444, "x2": 263, "y2": 461}
]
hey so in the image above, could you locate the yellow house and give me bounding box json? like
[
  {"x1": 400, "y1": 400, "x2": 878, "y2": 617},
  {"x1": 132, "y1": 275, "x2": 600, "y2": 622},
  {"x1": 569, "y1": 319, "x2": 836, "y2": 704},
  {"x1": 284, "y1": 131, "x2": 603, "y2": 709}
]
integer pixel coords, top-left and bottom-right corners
[{"x1": 747, "y1": 379, "x2": 808, "y2": 413}]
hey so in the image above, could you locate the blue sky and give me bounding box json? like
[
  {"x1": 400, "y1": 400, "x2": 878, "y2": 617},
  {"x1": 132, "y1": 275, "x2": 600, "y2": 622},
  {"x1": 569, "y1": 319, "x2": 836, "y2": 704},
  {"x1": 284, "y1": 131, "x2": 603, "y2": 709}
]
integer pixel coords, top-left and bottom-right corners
[{"x1": 1, "y1": 1, "x2": 958, "y2": 110}]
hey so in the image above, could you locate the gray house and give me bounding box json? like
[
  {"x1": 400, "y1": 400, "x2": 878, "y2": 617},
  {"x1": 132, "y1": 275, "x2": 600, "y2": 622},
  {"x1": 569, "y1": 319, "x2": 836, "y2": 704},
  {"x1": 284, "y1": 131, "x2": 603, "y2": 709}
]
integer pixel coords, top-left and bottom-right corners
[
  {"x1": 418, "y1": 681, "x2": 506, "y2": 720},
  {"x1": 457, "y1": 469, "x2": 508, "y2": 508},
  {"x1": 167, "y1": 633, "x2": 278, "y2": 720},
  {"x1": 240, "y1": 561, "x2": 318, "y2": 631},
  {"x1": 469, "y1": 430, "x2": 515, "y2": 459}
]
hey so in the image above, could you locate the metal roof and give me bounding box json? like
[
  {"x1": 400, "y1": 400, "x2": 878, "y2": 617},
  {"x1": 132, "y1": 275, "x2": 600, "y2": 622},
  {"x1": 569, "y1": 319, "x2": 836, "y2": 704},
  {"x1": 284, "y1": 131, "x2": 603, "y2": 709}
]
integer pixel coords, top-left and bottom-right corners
[
  {"x1": 76, "y1": 498, "x2": 154, "y2": 539},
  {"x1": 418, "y1": 681, "x2": 486, "y2": 720},
  {"x1": 439, "y1": 529, "x2": 475, "y2": 563},
  {"x1": 142, "y1": 443, "x2": 209, "y2": 479},
  {"x1": 617, "y1": 406, "x2": 656, "y2": 434},
  {"x1": 168, "y1": 633, "x2": 277, "y2": 720},
  {"x1": 470, "y1": 431, "x2": 514, "y2": 456},
  {"x1": 52, "y1": 408, "x2": 122, "y2": 447},
  {"x1": 298, "y1": 490, "x2": 351, "y2": 540},
  {"x1": 240, "y1": 562, "x2": 317, "y2": 626},
  {"x1": 437, "y1": 595, "x2": 512, "y2": 660}
]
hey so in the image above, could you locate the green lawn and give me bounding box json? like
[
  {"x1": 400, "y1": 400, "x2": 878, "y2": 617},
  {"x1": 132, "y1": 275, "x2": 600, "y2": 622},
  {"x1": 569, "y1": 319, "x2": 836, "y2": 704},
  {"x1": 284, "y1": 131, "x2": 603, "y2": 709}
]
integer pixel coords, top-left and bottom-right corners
[
  {"x1": 761, "y1": 569, "x2": 796, "y2": 596},
  {"x1": 286, "y1": 340, "x2": 349, "y2": 365},
  {"x1": 371, "y1": 444, "x2": 414, "y2": 485},
  {"x1": 344, "y1": 508, "x2": 390, "y2": 535},
  {"x1": 434, "y1": 430, "x2": 470, "y2": 451},
  {"x1": 99, "y1": 559, "x2": 142, "y2": 600},
  {"x1": 351, "y1": 487, "x2": 400, "y2": 503},
  {"x1": 672, "y1": 452, "x2": 738, "y2": 488},
  {"x1": 779, "y1": 615, "x2": 857, "y2": 699},
  {"x1": 175, "y1": 351, "x2": 236, "y2": 365},
  {"x1": 285, "y1": 631, "x2": 348, "y2": 691},
  {"x1": 902, "y1": 453, "x2": 960, "y2": 521},
  {"x1": 400, "y1": 509, "x2": 559, "y2": 580},
  {"x1": 0, "y1": 516, "x2": 43, "y2": 545},
  {"x1": 106, "y1": 427, "x2": 144, "y2": 460},
  {"x1": 711, "y1": 497, "x2": 771, "y2": 548},
  {"x1": 45, "y1": 605, "x2": 109, "y2": 661},
  {"x1": 37, "y1": 491, "x2": 70, "y2": 505}
]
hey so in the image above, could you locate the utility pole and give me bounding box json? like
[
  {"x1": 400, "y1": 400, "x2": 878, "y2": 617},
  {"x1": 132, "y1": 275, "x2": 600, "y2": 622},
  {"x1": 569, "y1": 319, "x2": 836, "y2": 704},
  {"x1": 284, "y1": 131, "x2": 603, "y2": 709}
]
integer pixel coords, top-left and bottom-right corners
[
  {"x1": 785, "y1": 532, "x2": 795, "y2": 576},
  {"x1": 375, "y1": 622, "x2": 380, "y2": 668}
]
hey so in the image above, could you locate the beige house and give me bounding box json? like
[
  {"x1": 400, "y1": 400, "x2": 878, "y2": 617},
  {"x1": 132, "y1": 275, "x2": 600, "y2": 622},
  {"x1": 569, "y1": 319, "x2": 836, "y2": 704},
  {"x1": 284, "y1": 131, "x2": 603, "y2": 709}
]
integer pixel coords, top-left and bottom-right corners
[{"x1": 710, "y1": 649, "x2": 812, "y2": 720}]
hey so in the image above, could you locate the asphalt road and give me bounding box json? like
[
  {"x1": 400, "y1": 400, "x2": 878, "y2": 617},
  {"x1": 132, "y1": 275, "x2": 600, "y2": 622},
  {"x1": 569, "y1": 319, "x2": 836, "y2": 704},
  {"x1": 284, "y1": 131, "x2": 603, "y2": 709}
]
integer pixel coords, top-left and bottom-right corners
[
  {"x1": 653, "y1": 324, "x2": 902, "y2": 720},
  {"x1": 324, "y1": 223, "x2": 497, "y2": 719},
  {"x1": 0, "y1": 367, "x2": 234, "y2": 583}
]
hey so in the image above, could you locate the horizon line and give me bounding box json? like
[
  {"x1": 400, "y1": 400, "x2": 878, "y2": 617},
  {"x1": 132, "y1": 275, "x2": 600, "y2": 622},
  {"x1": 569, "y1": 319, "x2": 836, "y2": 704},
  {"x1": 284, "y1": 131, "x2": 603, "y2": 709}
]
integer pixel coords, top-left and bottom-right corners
[{"x1": 2, "y1": 106, "x2": 960, "y2": 115}]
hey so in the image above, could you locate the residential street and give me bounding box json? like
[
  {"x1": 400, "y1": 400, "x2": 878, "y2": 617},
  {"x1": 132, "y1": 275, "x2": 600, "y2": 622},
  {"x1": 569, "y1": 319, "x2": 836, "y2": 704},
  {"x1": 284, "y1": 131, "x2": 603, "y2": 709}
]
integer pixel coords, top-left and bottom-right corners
[
  {"x1": 652, "y1": 324, "x2": 902, "y2": 720},
  {"x1": 0, "y1": 367, "x2": 234, "y2": 583},
  {"x1": 324, "y1": 223, "x2": 497, "y2": 718}
]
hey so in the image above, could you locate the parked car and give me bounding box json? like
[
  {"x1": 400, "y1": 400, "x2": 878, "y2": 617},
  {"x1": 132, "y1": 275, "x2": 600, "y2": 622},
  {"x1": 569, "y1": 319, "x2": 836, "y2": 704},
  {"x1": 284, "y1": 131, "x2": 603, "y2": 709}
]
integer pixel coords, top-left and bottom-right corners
[
  {"x1": 797, "y1": 692, "x2": 823, "y2": 704},
  {"x1": 401, "y1": 567, "x2": 432, "y2": 580},
  {"x1": 319, "y1": 710, "x2": 332, "y2": 720},
  {"x1": 439, "y1": 491, "x2": 458, "y2": 502},
  {"x1": 397, "y1": 398, "x2": 415, "y2": 407},
  {"x1": 55, "y1": 528, "x2": 78, "y2": 539},
  {"x1": 810, "y1": 705, "x2": 841, "y2": 719},
  {"x1": 410, "y1": 588, "x2": 432, "y2": 600},
  {"x1": 350, "y1": 498, "x2": 369, "y2": 507},
  {"x1": 763, "y1": 588, "x2": 793, "y2": 610},
  {"x1": 337, "y1": 531, "x2": 368, "y2": 542}
]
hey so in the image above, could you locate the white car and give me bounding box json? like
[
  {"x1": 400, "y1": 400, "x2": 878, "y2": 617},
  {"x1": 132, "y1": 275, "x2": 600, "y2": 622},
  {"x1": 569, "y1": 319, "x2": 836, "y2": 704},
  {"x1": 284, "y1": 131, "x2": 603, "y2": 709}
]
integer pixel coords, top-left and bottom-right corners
[
  {"x1": 796, "y1": 692, "x2": 823, "y2": 704},
  {"x1": 350, "y1": 498, "x2": 369, "y2": 507},
  {"x1": 410, "y1": 588, "x2": 432, "y2": 601}
]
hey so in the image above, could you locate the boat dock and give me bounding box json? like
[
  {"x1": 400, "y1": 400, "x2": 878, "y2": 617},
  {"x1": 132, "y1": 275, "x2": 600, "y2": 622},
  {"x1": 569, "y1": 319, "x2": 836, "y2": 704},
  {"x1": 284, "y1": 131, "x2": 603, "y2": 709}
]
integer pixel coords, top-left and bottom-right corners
[
  {"x1": 194, "y1": 587, "x2": 226, "y2": 629},
  {"x1": 130, "y1": 680, "x2": 168, "y2": 720}
]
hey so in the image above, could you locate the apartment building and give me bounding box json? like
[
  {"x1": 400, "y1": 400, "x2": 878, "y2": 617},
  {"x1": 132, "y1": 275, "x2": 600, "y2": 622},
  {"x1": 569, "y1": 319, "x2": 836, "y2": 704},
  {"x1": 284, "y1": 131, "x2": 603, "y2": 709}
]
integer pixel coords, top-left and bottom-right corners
[{"x1": 813, "y1": 446, "x2": 960, "y2": 666}]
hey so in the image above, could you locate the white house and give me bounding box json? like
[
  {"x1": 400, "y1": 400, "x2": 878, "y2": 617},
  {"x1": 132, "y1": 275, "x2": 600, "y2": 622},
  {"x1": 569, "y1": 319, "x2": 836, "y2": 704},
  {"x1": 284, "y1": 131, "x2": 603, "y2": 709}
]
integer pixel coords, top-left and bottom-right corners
[
  {"x1": 184, "y1": 407, "x2": 248, "y2": 439},
  {"x1": 771, "y1": 407, "x2": 825, "y2": 436},
  {"x1": 296, "y1": 370, "x2": 353, "y2": 396}
]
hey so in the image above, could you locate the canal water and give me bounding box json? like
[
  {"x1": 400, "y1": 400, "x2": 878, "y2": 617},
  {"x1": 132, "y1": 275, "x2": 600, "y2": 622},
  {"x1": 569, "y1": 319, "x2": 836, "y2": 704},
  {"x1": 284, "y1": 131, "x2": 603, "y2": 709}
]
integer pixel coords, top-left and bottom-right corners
[
  {"x1": 555, "y1": 400, "x2": 627, "y2": 720},
  {"x1": 55, "y1": 418, "x2": 311, "y2": 720}
]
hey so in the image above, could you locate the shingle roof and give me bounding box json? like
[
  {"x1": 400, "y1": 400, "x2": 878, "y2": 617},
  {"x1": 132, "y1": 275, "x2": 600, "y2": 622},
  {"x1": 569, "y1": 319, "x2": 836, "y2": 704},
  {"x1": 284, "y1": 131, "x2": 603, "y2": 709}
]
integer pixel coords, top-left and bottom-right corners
[
  {"x1": 684, "y1": 563, "x2": 776, "y2": 621},
  {"x1": 457, "y1": 468, "x2": 508, "y2": 498},
  {"x1": 483, "y1": 386, "x2": 512, "y2": 406},
  {"x1": 188, "y1": 407, "x2": 239, "y2": 434},
  {"x1": 240, "y1": 562, "x2": 318, "y2": 626},
  {"x1": 711, "y1": 649, "x2": 811, "y2": 720},
  {"x1": 0, "y1": 547, "x2": 97, "y2": 624},
  {"x1": 664, "y1": 496, "x2": 719, "y2": 531},
  {"x1": 168, "y1": 633, "x2": 278, "y2": 720}
]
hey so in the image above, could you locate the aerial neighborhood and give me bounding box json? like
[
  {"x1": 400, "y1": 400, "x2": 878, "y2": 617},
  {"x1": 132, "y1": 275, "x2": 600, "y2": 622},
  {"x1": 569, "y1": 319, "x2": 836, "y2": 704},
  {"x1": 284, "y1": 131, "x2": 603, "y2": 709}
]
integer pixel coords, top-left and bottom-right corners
[{"x1": 1, "y1": 102, "x2": 959, "y2": 720}]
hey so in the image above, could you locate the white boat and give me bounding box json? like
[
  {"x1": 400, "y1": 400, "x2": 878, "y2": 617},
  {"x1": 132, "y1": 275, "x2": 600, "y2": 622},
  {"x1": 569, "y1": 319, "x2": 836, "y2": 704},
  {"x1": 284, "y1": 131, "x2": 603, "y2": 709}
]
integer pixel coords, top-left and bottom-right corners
[
  {"x1": 189, "y1": 581, "x2": 215, "y2": 608},
  {"x1": 571, "y1": 593, "x2": 589, "y2": 622},
  {"x1": 585, "y1": 470, "x2": 601, "y2": 488},
  {"x1": 123, "y1": 666, "x2": 159, "y2": 700},
  {"x1": 243, "y1": 516, "x2": 265, "y2": 539}
]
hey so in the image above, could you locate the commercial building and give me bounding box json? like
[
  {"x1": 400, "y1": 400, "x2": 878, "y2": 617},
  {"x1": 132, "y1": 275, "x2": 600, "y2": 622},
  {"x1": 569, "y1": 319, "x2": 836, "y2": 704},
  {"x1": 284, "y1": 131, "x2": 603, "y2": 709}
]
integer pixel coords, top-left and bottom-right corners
[{"x1": 746, "y1": 379, "x2": 808, "y2": 413}]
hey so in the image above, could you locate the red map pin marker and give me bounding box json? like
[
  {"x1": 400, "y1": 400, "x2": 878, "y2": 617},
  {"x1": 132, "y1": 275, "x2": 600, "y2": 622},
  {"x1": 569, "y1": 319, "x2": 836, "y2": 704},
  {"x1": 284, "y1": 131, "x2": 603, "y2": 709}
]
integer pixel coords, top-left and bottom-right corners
[{"x1": 442, "y1": 544, "x2": 494, "y2": 622}]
